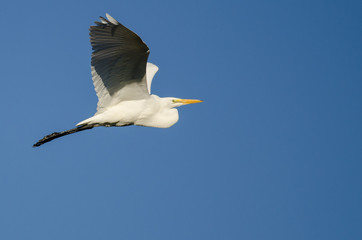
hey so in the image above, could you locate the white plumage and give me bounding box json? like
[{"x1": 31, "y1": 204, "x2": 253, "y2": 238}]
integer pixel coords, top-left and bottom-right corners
[{"x1": 33, "y1": 14, "x2": 202, "y2": 147}]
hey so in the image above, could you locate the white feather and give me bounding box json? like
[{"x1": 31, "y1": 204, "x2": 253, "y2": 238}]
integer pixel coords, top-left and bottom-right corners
[
  {"x1": 146, "y1": 62, "x2": 159, "y2": 94},
  {"x1": 100, "y1": 18, "x2": 107, "y2": 24},
  {"x1": 106, "y1": 13, "x2": 119, "y2": 25}
]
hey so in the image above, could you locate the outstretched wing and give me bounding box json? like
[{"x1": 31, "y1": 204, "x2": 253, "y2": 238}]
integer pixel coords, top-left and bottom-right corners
[
  {"x1": 146, "y1": 62, "x2": 159, "y2": 94},
  {"x1": 90, "y1": 13, "x2": 150, "y2": 113}
]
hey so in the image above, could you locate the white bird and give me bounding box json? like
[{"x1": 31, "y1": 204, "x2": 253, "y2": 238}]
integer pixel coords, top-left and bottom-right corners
[{"x1": 34, "y1": 14, "x2": 202, "y2": 147}]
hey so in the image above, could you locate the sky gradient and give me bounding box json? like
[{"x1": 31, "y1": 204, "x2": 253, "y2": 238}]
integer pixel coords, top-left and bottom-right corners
[{"x1": 1, "y1": 0, "x2": 362, "y2": 239}]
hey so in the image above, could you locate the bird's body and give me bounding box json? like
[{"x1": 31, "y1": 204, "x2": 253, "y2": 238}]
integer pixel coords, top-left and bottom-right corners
[
  {"x1": 77, "y1": 95, "x2": 179, "y2": 128},
  {"x1": 33, "y1": 14, "x2": 202, "y2": 147}
]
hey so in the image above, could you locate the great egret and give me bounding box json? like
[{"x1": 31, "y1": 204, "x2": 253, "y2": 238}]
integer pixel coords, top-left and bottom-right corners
[{"x1": 33, "y1": 14, "x2": 202, "y2": 147}]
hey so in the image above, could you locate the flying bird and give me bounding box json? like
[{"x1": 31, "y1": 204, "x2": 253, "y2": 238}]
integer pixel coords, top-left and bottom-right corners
[{"x1": 33, "y1": 14, "x2": 202, "y2": 147}]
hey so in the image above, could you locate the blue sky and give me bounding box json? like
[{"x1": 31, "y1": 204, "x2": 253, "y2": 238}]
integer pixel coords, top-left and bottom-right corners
[{"x1": 1, "y1": 0, "x2": 361, "y2": 239}]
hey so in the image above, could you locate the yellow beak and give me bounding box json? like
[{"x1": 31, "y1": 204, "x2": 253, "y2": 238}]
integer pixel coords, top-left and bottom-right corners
[{"x1": 174, "y1": 99, "x2": 203, "y2": 105}]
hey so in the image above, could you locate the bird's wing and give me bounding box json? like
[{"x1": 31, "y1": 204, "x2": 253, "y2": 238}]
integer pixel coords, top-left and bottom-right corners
[
  {"x1": 90, "y1": 13, "x2": 150, "y2": 113},
  {"x1": 146, "y1": 62, "x2": 159, "y2": 94}
]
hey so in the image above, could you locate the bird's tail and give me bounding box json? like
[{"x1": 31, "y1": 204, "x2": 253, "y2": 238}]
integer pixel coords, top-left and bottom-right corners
[{"x1": 33, "y1": 125, "x2": 94, "y2": 147}]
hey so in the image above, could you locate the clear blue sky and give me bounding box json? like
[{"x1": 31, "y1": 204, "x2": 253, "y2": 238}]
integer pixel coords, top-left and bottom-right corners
[{"x1": 1, "y1": 0, "x2": 361, "y2": 239}]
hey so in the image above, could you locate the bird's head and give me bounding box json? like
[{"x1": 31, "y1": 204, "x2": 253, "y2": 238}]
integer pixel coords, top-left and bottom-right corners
[{"x1": 162, "y1": 97, "x2": 203, "y2": 108}]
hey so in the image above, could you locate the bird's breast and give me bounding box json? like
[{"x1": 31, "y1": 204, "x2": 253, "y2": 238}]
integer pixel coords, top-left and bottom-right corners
[{"x1": 135, "y1": 108, "x2": 179, "y2": 128}]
